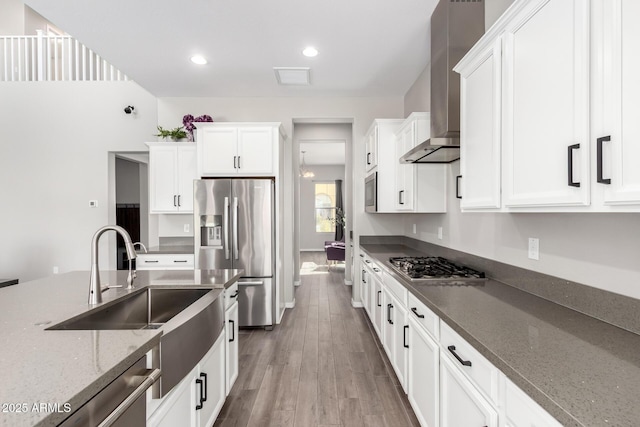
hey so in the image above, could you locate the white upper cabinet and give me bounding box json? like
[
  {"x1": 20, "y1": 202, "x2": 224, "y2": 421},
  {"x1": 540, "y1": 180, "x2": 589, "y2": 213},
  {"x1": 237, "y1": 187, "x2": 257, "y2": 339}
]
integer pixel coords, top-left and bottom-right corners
[
  {"x1": 456, "y1": 0, "x2": 640, "y2": 212},
  {"x1": 502, "y1": 0, "x2": 590, "y2": 208},
  {"x1": 197, "y1": 123, "x2": 280, "y2": 176},
  {"x1": 395, "y1": 121, "x2": 417, "y2": 211},
  {"x1": 365, "y1": 119, "x2": 404, "y2": 213},
  {"x1": 147, "y1": 143, "x2": 197, "y2": 214},
  {"x1": 457, "y1": 38, "x2": 502, "y2": 210},
  {"x1": 365, "y1": 125, "x2": 378, "y2": 172},
  {"x1": 594, "y1": 0, "x2": 640, "y2": 206}
]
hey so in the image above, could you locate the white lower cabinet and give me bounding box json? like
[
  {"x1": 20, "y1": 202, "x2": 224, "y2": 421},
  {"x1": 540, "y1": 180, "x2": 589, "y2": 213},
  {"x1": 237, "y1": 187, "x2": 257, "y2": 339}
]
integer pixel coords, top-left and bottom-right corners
[
  {"x1": 440, "y1": 355, "x2": 498, "y2": 427},
  {"x1": 136, "y1": 254, "x2": 195, "y2": 271},
  {"x1": 225, "y1": 301, "x2": 239, "y2": 395},
  {"x1": 407, "y1": 316, "x2": 439, "y2": 427},
  {"x1": 503, "y1": 377, "x2": 562, "y2": 427},
  {"x1": 371, "y1": 275, "x2": 383, "y2": 337},
  {"x1": 148, "y1": 331, "x2": 225, "y2": 427}
]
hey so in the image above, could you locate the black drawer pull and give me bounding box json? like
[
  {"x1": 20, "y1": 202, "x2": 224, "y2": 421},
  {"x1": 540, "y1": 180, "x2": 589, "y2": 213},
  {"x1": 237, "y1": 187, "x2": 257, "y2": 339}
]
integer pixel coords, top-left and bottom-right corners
[
  {"x1": 200, "y1": 373, "x2": 208, "y2": 402},
  {"x1": 231, "y1": 290, "x2": 239, "y2": 298},
  {"x1": 403, "y1": 325, "x2": 409, "y2": 348},
  {"x1": 229, "y1": 320, "x2": 235, "y2": 342},
  {"x1": 387, "y1": 303, "x2": 394, "y2": 325},
  {"x1": 195, "y1": 378, "x2": 204, "y2": 410},
  {"x1": 448, "y1": 345, "x2": 472, "y2": 367},
  {"x1": 173, "y1": 260, "x2": 188, "y2": 263},
  {"x1": 567, "y1": 144, "x2": 580, "y2": 187},
  {"x1": 597, "y1": 136, "x2": 611, "y2": 184},
  {"x1": 456, "y1": 175, "x2": 462, "y2": 199},
  {"x1": 144, "y1": 260, "x2": 159, "y2": 263},
  {"x1": 411, "y1": 307, "x2": 425, "y2": 319},
  {"x1": 377, "y1": 290, "x2": 381, "y2": 307}
]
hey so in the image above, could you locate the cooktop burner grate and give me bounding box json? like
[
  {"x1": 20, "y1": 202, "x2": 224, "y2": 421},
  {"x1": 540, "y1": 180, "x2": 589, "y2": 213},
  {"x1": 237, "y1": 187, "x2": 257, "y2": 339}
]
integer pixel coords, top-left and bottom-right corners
[{"x1": 388, "y1": 256, "x2": 486, "y2": 282}]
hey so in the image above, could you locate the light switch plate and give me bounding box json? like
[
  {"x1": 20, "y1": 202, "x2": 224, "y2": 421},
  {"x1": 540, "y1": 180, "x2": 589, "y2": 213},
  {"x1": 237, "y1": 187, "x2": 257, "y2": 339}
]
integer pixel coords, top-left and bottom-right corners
[
  {"x1": 89, "y1": 200, "x2": 98, "y2": 208},
  {"x1": 438, "y1": 227, "x2": 443, "y2": 240},
  {"x1": 528, "y1": 238, "x2": 539, "y2": 260},
  {"x1": 412, "y1": 224, "x2": 417, "y2": 234},
  {"x1": 184, "y1": 224, "x2": 190, "y2": 233}
]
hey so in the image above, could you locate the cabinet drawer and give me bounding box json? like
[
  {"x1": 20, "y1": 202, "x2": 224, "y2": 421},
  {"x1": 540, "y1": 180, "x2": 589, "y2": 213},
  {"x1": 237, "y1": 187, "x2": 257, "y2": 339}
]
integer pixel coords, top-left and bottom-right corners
[
  {"x1": 225, "y1": 282, "x2": 239, "y2": 310},
  {"x1": 440, "y1": 321, "x2": 499, "y2": 404},
  {"x1": 383, "y1": 274, "x2": 408, "y2": 306},
  {"x1": 137, "y1": 254, "x2": 195, "y2": 270},
  {"x1": 407, "y1": 292, "x2": 439, "y2": 340}
]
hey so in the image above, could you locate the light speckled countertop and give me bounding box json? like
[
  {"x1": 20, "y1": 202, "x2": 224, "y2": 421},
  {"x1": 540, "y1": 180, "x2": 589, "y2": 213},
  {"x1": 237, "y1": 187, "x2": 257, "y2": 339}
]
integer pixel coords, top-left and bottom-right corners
[
  {"x1": 0, "y1": 269, "x2": 242, "y2": 427},
  {"x1": 361, "y1": 243, "x2": 640, "y2": 427}
]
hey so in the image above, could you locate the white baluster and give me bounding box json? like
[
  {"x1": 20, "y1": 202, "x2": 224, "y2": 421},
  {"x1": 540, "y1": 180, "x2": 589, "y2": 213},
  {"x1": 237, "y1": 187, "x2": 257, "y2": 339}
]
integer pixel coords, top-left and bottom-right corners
[{"x1": 36, "y1": 30, "x2": 44, "y2": 81}]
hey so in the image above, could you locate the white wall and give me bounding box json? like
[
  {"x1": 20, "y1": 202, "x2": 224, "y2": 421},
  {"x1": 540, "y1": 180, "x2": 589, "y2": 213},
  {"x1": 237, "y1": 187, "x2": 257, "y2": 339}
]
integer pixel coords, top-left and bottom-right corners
[
  {"x1": 0, "y1": 82, "x2": 158, "y2": 282},
  {"x1": 158, "y1": 96, "x2": 405, "y2": 305},
  {"x1": 0, "y1": 0, "x2": 25, "y2": 34},
  {"x1": 299, "y1": 165, "x2": 345, "y2": 251}
]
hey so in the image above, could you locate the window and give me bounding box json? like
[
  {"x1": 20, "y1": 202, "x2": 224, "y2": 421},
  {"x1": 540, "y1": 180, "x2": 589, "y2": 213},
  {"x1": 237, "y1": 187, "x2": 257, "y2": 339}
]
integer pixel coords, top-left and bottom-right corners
[{"x1": 315, "y1": 182, "x2": 336, "y2": 232}]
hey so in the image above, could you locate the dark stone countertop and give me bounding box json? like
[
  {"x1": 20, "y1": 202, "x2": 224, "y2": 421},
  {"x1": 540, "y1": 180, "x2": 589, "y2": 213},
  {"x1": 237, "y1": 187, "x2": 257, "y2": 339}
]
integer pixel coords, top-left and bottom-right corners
[{"x1": 360, "y1": 243, "x2": 640, "y2": 427}]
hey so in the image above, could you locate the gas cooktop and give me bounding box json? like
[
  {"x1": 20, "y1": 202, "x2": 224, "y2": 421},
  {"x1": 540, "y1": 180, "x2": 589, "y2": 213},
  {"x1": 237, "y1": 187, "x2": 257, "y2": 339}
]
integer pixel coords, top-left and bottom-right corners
[{"x1": 388, "y1": 256, "x2": 486, "y2": 284}]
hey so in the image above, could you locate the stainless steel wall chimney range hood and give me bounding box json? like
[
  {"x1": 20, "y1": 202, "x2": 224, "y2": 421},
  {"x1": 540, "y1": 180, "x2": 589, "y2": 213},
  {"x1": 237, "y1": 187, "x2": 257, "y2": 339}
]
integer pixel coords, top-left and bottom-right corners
[{"x1": 400, "y1": 0, "x2": 485, "y2": 164}]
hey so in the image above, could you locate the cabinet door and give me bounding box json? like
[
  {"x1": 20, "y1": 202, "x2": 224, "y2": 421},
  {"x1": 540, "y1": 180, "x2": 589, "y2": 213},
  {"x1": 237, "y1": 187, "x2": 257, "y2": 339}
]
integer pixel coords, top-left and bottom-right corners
[
  {"x1": 382, "y1": 289, "x2": 395, "y2": 359},
  {"x1": 361, "y1": 266, "x2": 370, "y2": 315},
  {"x1": 366, "y1": 126, "x2": 378, "y2": 172},
  {"x1": 395, "y1": 123, "x2": 417, "y2": 211},
  {"x1": 408, "y1": 317, "x2": 439, "y2": 427},
  {"x1": 459, "y1": 38, "x2": 502, "y2": 210},
  {"x1": 237, "y1": 127, "x2": 273, "y2": 174},
  {"x1": 200, "y1": 127, "x2": 238, "y2": 175},
  {"x1": 392, "y1": 302, "x2": 408, "y2": 392},
  {"x1": 502, "y1": 0, "x2": 590, "y2": 207},
  {"x1": 198, "y1": 332, "x2": 226, "y2": 427},
  {"x1": 504, "y1": 377, "x2": 562, "y2": 427},
  {"x1": 225, "y1": 301, "x2": 239, "y2": 396},
  {"x1": 440, "y1": 355, "x2": 498, "y2": 427},
  {"x1": 598, "y1": 0, "x2": 640, "y2": 205},
  {"x1": 177, "y1": 146, "x2": 197, "y2": 212},
  {"x1": 148, "y1": 366, "x2": 197, "y2": 427},
  {"x1": 149, "y1": 146, "x2": 178, "y2": 213},
  {"x1": 372, "y1": 277, "x2": 383, "y2": 338}
]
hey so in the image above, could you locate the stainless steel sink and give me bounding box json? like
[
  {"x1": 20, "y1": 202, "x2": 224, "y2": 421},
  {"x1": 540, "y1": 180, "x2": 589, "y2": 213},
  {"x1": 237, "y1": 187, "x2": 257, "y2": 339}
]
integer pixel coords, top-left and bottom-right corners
[
  {"x1": 48, "y1": 287, "x2": 225, "y2": 397},
  {"x1": 48, "y1": 288, "x2": 211, "y2": 330}
]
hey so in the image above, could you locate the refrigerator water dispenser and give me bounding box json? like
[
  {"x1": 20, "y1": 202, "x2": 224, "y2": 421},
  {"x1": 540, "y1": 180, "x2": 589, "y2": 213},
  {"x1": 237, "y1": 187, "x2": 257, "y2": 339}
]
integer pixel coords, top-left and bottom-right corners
[{"x1": 200, "y1": 215, "x2": 222, "y2": 247}]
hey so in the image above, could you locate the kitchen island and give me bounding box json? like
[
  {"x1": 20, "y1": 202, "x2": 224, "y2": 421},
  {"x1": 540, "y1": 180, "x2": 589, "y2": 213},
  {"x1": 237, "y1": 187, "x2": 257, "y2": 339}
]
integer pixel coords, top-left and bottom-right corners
[
  {"x1": 360, "y1": 241, "x2": 640, "y2": 427},
  {"x1": 0, "y1": 269, "x2": 242, "y2": 427}
]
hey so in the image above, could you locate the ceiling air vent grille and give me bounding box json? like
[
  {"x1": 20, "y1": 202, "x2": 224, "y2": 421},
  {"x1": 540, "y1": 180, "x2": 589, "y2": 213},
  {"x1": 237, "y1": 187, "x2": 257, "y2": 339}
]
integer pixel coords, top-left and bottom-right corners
[{"x1": 273, "y1": 67, "x2": 311, "y2": 85}]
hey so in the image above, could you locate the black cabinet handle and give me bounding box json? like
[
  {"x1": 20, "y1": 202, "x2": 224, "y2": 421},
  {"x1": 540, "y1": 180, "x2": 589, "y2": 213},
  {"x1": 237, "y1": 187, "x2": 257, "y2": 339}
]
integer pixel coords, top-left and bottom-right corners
[
  {"x1": 359, "y1": 254, "x2": 364, "y2": 258},
  {"x1": 597, "y1": 136, "x2": 611, "y2": 184},
  {"x1": 365, "y1": 260, "x2": 371, "y2": 264},
  {"x1": 567, "y1": 144, "x2": 581, "y2": 187},
  {"x1": 456, "y1": 175, "x2": 462, "y2": 199},
  {"x1": 377, "y1": 290, "x2": 381, "y2": 307},
  {"x1": 411, "y1": 307, "x2": 425, "y2": 319},
  {"x1": 367, "y1": 152, "x2": 371, "y2": 165},
  {"x1": 173, "y1": 195, "x2": 177, "y2": 207},
  {"x1": 362, "y1": 269, "x2": 366, "y2": 284},
  {"x1": 373, "y1": 268, "x2": 380, "y2": 273},
  {"x1": 173, "y1": 260, "x2": 188, "y2": 263},
  {"x1": 144, "y1": 260, "x2": 159, "y2": 263},
  {"x1": 233, "y1": 155, "x2": 237, "y2": 169},
  {"x1": 387, "y1": 303, "x2": 394, "y2": 325},
  {"x1": 195, "y1": 378, "x2": 204, "y2": 410},
  {"x1": 403, "y1": 325, "x2": 409, "y2": 348},
  {"x1": 177, "y1": 195, "x2": 181, "y2": 206},
  {"x1": 237, "y1": 156, "x2": 241, "y2": 169},
  {"x1": 231, "y1": 290, "x2": 239, "y2": 298},
  {"x1": 200, "y1": 373, "x2": 207, "y2": 402},
  {"x1": 398, "y1": 190, "x2": 404, "y2": 205},
  {"x1": 447, "y1": 345, "x2": 472, "y2": 367},
  {"x1": 229, "y1": 320, "x2": 235, "y2": 342}
]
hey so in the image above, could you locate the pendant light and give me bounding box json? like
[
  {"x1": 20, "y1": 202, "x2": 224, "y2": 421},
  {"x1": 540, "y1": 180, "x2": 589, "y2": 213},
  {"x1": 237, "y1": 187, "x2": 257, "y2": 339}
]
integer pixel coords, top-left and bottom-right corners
[{"x1": 299, "y1": 151, "x2": 315, "y2": 178}]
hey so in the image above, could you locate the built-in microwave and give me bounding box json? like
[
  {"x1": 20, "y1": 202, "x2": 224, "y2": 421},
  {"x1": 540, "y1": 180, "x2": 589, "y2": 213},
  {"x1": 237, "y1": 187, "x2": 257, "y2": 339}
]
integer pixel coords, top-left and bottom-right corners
[{"x1": 365, "y1": 172, "x2": 377, "y2": 213}]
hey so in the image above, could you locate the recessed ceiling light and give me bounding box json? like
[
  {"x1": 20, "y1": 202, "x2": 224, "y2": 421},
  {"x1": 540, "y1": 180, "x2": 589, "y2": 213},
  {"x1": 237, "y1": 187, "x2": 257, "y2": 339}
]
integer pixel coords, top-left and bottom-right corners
[
  {"x1": 302, "y1": 47, "x2": 318, "y2": 58},
  {"x1": 190, "y1": 55, "x2": 207, "y2": 65}
]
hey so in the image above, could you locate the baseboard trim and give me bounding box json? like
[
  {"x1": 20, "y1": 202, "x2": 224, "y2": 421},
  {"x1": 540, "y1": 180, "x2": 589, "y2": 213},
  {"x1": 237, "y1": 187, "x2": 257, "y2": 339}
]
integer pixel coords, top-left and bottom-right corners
[
  {"x1": 285, "y1": 299, "x2": 296, "y2": 309},
  {"x1": 300, "y1": 248, "x2": 325, "y2": 252},
  {"x1": 344, "y1": 279, "x2": 353, "y2": 286},
  {"x1": 293, "y1": 280, "x2": 301, "y2": 287},
  {"x1": 351, "y1": 298, "x2": 364, "y2": 308}
]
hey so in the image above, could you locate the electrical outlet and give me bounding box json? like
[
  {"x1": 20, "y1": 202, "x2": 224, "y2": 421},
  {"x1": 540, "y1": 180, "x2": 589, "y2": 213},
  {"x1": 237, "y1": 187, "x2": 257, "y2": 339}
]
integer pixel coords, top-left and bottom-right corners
[
  {"x1": 184, "y1": 224, "x2": 190, "y2": 233},
  {"x1": 528, "y1": 238, "x2": 539, "y2": 260},
  {"x1": 438, "y1": 227, "x2": 443, "y2": 240},
  {"x1": 412, "y1": 224, "x2": 417, "y2": 234},
  {"x1": 53, "y1": 266, "x2": 59, "y2": 274},
  {"x1": 89, "y1": 200, "x2": 98, "y2": 208}
]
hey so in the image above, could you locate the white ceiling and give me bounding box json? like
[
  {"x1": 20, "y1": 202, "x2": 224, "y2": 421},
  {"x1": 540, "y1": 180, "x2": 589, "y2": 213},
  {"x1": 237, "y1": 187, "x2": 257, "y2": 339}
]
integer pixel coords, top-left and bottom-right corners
[
  {"x1": 24, "y1": 0, "x2": 438, "y2": 97},
  {"x1": 300, "y1": 142, "x2": 345, "y2": 165}
]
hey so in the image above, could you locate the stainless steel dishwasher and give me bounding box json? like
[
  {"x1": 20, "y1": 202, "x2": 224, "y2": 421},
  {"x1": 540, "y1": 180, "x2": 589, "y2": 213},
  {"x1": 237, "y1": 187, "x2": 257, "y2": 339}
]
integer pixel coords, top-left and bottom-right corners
[{"x1": 58, "y1": 356, "x2": 160, "y2": 427}]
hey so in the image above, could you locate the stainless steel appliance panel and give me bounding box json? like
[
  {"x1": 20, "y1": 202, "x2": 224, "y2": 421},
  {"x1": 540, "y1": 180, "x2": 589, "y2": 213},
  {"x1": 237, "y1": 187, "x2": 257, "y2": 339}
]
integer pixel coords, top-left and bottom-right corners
[
  {"x1": 237, "y1": 278, "x2": 272, "y2": 327},
  {"x1": 365, "y1": 172, "x2": 377, "y2": 213},
  {"x1": 232, "y1": 179, "x2": 274, "y2": 277},
  {"x1": 195, "y1": 179, "x2": 233, "y2": 270}
]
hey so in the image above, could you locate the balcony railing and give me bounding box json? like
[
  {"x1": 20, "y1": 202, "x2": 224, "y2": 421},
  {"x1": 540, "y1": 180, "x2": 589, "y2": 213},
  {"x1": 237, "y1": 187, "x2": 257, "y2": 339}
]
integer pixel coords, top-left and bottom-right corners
[{"x1": 1, "y1": 30, "x2": 129, "y2": 82}]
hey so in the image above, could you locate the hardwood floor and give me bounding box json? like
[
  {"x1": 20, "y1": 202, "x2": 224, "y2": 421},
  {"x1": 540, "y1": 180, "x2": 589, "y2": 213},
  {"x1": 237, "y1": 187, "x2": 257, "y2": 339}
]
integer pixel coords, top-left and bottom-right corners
[{"x1": 214, "y1": 252, "x2": 420, "y2": 427}]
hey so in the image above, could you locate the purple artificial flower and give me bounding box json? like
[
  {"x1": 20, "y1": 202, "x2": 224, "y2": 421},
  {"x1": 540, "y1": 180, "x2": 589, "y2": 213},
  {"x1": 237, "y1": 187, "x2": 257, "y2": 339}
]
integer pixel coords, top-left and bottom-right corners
[{"x1": 194, "y1": 114, "x2": 213, "y2": 122}]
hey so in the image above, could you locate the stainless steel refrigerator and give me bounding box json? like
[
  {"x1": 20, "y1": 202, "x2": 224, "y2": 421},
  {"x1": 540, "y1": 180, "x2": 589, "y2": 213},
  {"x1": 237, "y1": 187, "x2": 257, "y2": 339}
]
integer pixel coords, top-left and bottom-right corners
[{"x1": 194, "y1": 179, "x2": 275, "y2": 329}]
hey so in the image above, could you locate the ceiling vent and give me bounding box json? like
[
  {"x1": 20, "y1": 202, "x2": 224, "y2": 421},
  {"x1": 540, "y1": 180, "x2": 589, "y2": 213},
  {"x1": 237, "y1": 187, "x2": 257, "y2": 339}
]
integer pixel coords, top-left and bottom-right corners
[{"x1": 274, "y1": 67, "x2": 311, "y2": 85}]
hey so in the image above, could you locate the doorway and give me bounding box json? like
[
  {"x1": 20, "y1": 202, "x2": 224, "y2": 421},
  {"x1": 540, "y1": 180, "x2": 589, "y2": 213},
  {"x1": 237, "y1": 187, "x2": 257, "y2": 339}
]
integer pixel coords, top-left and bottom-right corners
[{"x1": 293, "y1": 121, "x2": 353, "y2": 288}]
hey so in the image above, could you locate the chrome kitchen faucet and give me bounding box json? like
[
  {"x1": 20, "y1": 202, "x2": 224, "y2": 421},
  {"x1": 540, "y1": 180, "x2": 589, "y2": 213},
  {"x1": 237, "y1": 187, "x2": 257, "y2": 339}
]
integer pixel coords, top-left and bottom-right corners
[{"x1": 89, "y1": 225, "x2": 137, "y2": 305}]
